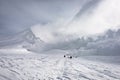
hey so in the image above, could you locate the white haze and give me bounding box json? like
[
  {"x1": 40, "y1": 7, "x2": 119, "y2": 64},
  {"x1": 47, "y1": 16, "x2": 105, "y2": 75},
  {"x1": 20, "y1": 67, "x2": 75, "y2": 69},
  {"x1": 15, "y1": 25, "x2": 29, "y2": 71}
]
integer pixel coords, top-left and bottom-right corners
[
  {"x1": 31, "y1": 0, "x2": 120, "y2": 42},
  {"x1": 63, "y1": 0, "x2": 120, "y2": 35}
]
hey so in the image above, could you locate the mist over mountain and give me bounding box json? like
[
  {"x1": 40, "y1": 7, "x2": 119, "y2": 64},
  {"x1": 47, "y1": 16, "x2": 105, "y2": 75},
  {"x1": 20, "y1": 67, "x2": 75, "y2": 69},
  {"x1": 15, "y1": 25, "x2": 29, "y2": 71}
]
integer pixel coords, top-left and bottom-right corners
[
  {"x1": 0, "y1": 23, "x2": 120, "y2": 56},
  {"x1": 86, "y1": 29, "x2": 120, "y2": 56},
  {"x1": 39, "y1": 29, "x2": 120, "y2": 56},
  {"x1": 0, "y1": 0, "x2": 120, "y2": 55},
  {"x1": 0, "y1": 28, "x2": 43, "y2": 49}
]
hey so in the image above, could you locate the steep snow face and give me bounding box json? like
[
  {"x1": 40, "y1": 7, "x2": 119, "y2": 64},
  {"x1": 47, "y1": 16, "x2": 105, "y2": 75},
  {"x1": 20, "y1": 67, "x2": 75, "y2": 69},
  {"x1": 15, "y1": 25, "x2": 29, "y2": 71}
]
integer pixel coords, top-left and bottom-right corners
[
  {"x1": 19, "y1": 28, "x2": 37, "y2": 44},
  {"x1": 0, "y1": 28, "x2": 43, "y2": 49}
]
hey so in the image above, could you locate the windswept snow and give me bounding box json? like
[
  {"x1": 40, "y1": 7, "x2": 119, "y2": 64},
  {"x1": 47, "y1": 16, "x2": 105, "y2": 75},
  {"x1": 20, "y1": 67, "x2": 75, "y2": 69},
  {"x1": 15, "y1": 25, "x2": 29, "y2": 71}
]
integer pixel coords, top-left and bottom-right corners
[{"x1": 0, "y1": 53, "x2": 120, "y2": 80}]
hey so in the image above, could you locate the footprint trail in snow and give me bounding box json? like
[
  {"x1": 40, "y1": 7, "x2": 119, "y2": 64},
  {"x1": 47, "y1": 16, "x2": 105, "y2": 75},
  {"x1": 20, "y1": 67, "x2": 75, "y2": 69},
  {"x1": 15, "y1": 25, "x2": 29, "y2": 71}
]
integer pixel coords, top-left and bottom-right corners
[{"x1": 0, "y1": 54, "x2": 120, "y2": 80}]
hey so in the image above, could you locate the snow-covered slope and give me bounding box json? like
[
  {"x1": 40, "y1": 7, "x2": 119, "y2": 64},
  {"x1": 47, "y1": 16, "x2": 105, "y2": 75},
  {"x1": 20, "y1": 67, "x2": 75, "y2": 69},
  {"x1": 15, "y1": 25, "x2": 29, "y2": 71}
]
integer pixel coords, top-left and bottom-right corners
[{"x1": 0, "y1": 53, "x2": 120, "y2": 80}]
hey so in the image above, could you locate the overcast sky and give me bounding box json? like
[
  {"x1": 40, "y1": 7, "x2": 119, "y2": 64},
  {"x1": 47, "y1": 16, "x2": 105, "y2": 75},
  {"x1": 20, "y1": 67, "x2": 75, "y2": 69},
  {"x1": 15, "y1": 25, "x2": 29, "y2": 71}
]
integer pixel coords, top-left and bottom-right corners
[
  {"x1": 0, "y1": 0, "x2": 86, "y2": 35},
  {"x1": 0, "y1": 0, "x2": 120, "y2": 42}
]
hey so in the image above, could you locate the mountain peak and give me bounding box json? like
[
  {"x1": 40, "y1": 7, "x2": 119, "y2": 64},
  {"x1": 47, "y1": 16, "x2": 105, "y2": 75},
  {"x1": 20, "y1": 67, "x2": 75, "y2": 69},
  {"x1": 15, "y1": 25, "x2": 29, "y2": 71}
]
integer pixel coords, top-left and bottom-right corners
[{"x1": 0, "y1": 28, "x2": 43, "y2": 48}]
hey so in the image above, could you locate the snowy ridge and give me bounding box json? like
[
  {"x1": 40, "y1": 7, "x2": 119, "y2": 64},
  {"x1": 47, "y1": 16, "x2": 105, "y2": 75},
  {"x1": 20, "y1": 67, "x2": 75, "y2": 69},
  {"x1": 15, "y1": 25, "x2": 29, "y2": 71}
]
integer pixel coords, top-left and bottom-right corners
[{"x1": 0, "y1": 28, "x2": 43, "y2": 49}]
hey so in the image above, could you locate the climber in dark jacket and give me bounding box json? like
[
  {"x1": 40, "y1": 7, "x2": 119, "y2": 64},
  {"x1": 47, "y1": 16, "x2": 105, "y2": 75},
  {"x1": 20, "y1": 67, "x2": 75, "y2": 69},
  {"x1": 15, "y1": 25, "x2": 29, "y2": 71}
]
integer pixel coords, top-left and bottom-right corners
[{"x1": 69, "y1": 56, "x2": 72, "y2": 59}]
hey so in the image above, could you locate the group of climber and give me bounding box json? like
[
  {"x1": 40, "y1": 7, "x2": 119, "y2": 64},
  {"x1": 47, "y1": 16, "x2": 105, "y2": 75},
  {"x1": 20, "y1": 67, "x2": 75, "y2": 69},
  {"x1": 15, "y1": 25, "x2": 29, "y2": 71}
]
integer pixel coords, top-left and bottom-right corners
[{"x1": 64, "y1": 54, "x2": 72, "y2": 59}]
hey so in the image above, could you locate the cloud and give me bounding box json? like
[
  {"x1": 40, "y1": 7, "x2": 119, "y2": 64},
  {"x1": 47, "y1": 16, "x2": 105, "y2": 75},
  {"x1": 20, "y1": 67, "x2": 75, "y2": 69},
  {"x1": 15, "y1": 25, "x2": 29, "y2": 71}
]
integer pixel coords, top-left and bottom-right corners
[
  {"x1": 74, "y1": 0, "x2": 102, "y2": 19},
  {"x1": 29, "y1": 0, "x2": 120, "y2": 43},
  {"x1": 0, "y1": 0, "x2": 85, "y2": 35},
  {"x1": 1, "y1": 0, "x2": 120, "y2": 44},
  {"x1": 60, "y1": 0, "x2": 120, "y2": 36},
  {"x1": 39, "y1": 29, "x2": 120, "y2": 55}
]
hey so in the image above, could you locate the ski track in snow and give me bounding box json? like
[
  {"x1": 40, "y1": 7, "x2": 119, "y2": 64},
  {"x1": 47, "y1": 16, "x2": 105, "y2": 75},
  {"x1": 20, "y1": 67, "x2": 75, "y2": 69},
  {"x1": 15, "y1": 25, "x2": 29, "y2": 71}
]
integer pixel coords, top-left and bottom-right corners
[{"x1": 0, "y1": 54, "x2": 120, "y2": 80}]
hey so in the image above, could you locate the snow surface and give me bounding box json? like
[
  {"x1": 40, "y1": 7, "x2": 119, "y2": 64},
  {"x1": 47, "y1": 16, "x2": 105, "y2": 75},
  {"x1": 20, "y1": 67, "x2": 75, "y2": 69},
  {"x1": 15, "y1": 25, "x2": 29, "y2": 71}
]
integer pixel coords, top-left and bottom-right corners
[{"x1": 0, "y1": 51, "x2": 120, "y2": 80}]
